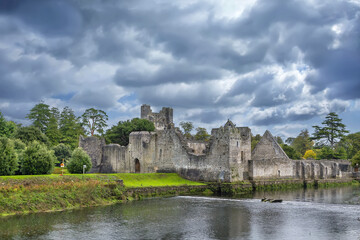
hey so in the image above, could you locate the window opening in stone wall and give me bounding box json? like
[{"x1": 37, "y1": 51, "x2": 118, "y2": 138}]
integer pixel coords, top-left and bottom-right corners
[
  {"x1": 237, "y1": 141, "x2": 239, "y2": 147},
  {"x1": 241, "y1": 151, "x2": 244, "y2": 162},
  {"x1": 135, "y1": 158, "x2": 140, "y2": 173},
  {"x1": 159, "y1": 149, "x2": 162, "y2": 159},
  {"x1": 278, "y1": 170, "x2": 280, "y2": 177}
]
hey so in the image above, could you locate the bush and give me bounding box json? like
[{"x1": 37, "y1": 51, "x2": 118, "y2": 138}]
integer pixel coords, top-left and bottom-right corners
[
  {"x1": 13, "y1": 139, "x2": 26, "y2": 153},
  {"x1": 53, "y1": 143, "x2": 72, "y2": 166},
  {"x1": 0, "y1": 137, "x2": 18, "y2": 175},
  {"x1": 303, "y1": 150, "x2": 316, "y2": 159},
  {"x1": 351, "y1": 150, "x2": 360, "y2": 167},
  {"x1": 21, "y1": 141, "x2": 55, "y2": 175},
  {"x1": 14, "y1": 126, "x2": 50, "y2": 146},
  {"x1": 67, "y1": 148, "x2": 92, "y2": 174}
]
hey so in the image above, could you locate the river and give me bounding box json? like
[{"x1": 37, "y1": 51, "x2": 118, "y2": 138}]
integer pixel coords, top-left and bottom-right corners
[{"x1": 1, "y1": 186, "x2": 360, "y2": 240}]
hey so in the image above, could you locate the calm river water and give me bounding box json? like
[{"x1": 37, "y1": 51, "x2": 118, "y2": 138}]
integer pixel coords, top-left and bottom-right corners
[{"x1": 1, "y1": 186, "x2": 360, "y2": 240}]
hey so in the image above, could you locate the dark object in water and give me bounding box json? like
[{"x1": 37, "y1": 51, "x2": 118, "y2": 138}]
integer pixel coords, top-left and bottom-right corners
[{"x1": 261, "y1": 197, "x2": 283, "y2": 203}]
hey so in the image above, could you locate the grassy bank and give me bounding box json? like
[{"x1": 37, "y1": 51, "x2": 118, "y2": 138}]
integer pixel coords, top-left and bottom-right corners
[{"x1": 0, "y1": 173, "x2": 205, "y2": 216}]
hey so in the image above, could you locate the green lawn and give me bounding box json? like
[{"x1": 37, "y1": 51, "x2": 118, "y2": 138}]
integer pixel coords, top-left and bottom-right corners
[{"x1": 0, "y1": 173, "x2": 205, "y2": 188}]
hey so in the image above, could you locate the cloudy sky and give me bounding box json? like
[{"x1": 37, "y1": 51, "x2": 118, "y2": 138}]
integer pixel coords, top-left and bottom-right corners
[{"x1": 0, "y1": 0, "x2": 359, "y2": 139}]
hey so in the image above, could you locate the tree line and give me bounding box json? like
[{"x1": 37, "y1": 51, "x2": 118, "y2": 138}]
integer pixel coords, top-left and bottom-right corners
[{"x1": 1, "y1": 102, "x2": 360, "y2": 176}]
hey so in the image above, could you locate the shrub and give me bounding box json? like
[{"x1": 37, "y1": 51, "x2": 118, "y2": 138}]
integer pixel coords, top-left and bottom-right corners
[
  {"x1": 303, "y1": 150, "x2": 316, "y2": 159},
  {"x1": 13, "y1": 139, "x2": 26, "y2": 153},
  {"x1": 67, "y1": 148, "x2": 92, "y2": 174},
  {"x1": 0, "y1": 137, "x2": 18, "y2": 175},
  {"x1": 53, "y1": 143, "x2": 72, "y2": 166},
  {"x1": 21, "y1": 141, "x2": 55, "y2": 175}
]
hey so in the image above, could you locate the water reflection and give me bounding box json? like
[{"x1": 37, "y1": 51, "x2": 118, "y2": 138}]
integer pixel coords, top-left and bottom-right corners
[{"x1": 1, "y1": 186, "x2": 359, "y2": 240}]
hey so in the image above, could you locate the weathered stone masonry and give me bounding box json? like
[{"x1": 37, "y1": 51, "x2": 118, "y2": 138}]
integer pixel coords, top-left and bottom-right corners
[{"x1": 80, "y1": 105, "x2": 355, "y2": 182}]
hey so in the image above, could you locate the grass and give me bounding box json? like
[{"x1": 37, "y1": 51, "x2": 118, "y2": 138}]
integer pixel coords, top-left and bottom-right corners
[
  {"x1": 0, "y1": 172, "x2": 205, "y2": 188},
  {"x1": 0, "y1": 172, "x2": 206, "y2": 216}
]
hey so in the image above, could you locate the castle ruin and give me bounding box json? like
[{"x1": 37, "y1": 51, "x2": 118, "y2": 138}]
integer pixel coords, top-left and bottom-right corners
[{"x1": 80, "y1": 105, "x2": 355, "y2": 182}]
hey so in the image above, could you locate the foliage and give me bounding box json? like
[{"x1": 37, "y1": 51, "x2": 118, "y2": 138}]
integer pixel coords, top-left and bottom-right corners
[
  {"x1": 81, "y1": 108, "x2": 108, "y2": 136},
  {"x1": 14, "y1": 126, "x2": 50, "y2": 146},
  {"x1": 317, "y1": 146, "x2": 347, "y2": 160},
  {"x1": 59, "y1": 106, "x2": 84, "y2": 149},
  {"x1": 338, "y1": 132, "x2": 360, "y2": 159},
  {"x1": 105, "y1": 118, "x2": 155, "y2": 146},
  {"x1": 291, "y1": 129, "x2": 313, "y2": 155},
  {"x1": 67, "y1": 148, "x2": 92, "y2": 174},
  {"x1": 251, "y1": 134, "x2": 261, "y2": 151},
  {"x1": 53, "y1": 143, "x2": 72, "y2": 165},
  {"x1": 351, "y1": 150, "x2": 360, "y2": 167},
  {"x1": 280, "y1": 144, "x2": 302, "y2": 159},
  {"x1": 311, "y1": 112, "x2": 348, "y2": 148},
  {"x1": 12, "y1": 139, "x2": 26, "y2": 153},
  {"x1": 180, "y1": 121, "x2": 194, "y2": 139},
  {"x1": 45, "y1": 107, "x2": 61, "y2": 146},
  {"x1": 20, "y1": 141, "x2": 55, "y2": 175},
  {"x1": 0, "y1": 113, "x2": 18, "y2": 138},
  {"x1": 26, "y1": 102, "x2": 51, "y2": 133},
  {"x1": 194, "y1": 127, "x2": 210, "y2": 141},
  {"x1": 275, "y1": 136, "x2": 283, "y2": 145},
  {"x1": 285, "y1": 137, "x2": 295, "y2": 145},
  {"x1": 303, "y1": 150, "x2": 316, "y2": 159},
  {"x1": 0, "y1": 138, "x2": 18, "y2": 175}
]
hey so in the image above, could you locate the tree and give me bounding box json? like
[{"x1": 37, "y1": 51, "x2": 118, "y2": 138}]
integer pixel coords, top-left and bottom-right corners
[
  {"x1": 0, "y1": 137, "x2": 18, "y2": 175},
  {"x1": 285, "y1": 137, "x2": 295, "y2": 145},
  {"x1": 292, "y1": 129, "x2": 313, "y2": 155},
  {"x1": 251, "y1": 134, "x2": 261, "y2": 151},
  {"x1": 81, "y1": 108, "x2": 108, "y2": 136},
  {"x1": 20, "y1": 141, "x2": 55, "y2": 175},
  {"x1": 180, "y1": 121, "x2": 193, "y2": 139},
  {"x1": 194, "y1": 127, "x2": 210, "y2": 141},
  {"x1": 67, "y1": 148, "x2": 92, "y2": 174},
  {"x1": 280, "y1": 144, "x2": 302, "y2": 159},
  {"x1": 46, "y1": 107, "x2": 61, "y2": 146},
  {"x1": 0, "y1": 112, "x2": 18, "y2": 138},
  {"x1": 59, "y1": 107, "x2": 84, "y2": 149},
  {"x1": 338, "y1": 132, "x2": 360, "y2": 159},
  {"x1": 311, "y1": 112, "x2": 349, "y2": 148},
  {"x1": 53, "y1": 143, "x2": 72, "y2": 166},
  {"x1": 14, "y1": 126, "x2": 50, "y2": 146},
  {"x1": 303, "y1": 150, "x2": 316, "y2": 159},
  {"x1": 351, "y1": 150, "x2": 360, "y2": 167},
  {"x1": 275, "y1": 136, "x2": 283, "y2": 145},
  {"x1": 26, "y1": 102, "x2": 51, "y2": 133},
  {"x1": 105, "y1": 118, "x2": 155, "y2": 146}
]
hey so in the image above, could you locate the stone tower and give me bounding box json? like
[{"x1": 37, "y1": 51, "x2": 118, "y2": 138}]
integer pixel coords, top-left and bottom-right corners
[{"x1": 140, "y1": 104, "x2": 173, "y2": 130}]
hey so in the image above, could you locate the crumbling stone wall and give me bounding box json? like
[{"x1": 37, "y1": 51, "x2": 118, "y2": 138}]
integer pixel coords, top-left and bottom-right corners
[
  {"x1": 79, "y1": 136, "x2": 105, "y2": 173},
  {"x1": 141, "y1": 104, "x2": 173, "y2": 130}
]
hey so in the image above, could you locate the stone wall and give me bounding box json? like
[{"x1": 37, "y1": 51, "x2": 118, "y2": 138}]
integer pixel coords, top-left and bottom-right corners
[{"x1": 79, "y1": 136, "x2": 105, "y2": 173}]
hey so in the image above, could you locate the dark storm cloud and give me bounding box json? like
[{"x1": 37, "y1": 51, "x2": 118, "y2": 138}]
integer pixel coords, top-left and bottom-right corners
[{"x1": 0, "y1": 0, "x2": 359, "y2": 129}]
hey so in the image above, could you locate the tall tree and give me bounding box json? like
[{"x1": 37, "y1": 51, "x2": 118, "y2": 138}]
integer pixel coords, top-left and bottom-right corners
[
  {"x1": 251, "y1": 134, "x2": 261, "y2": 151},
  {"x1": 81, "y1": 108, "x2": 108, "y2": 136},
  {"x1": 311, "y1": 112, "x2": 348, "y2": 148},
  {"x1": 292, "y1": 129, "x2": 313, "y2": 155},
  {"x1": 26, "y1": 102, "x2": 51, "y2": 133},
  {"x1": 46, "y1": 107, "x2": 61, "y2": 146},
  {"x1": 59, "y1": 107, "x2": 84, "y2": 149},
  {"x1": 179, "y1": 121, "x2": 194, "y2": 139}
]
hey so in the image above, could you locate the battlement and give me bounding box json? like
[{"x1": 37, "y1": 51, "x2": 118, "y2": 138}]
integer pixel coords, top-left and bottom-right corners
[{"x1": 141, "y1": 104, "x2": 173, "y2": 130}]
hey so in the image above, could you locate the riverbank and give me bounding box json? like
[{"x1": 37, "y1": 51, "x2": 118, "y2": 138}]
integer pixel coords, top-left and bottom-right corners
[
  {"x1": 1, "y1": 174, "x2": 359, "y2": 217},
  {"x1": 0, "y1": 173, "x2": 206, "y2": 217}
]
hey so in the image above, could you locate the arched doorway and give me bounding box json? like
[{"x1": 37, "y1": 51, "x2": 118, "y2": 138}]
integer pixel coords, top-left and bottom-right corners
[{"x1": 135, "y1": 159, "x2": 140, "y2": 173}]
